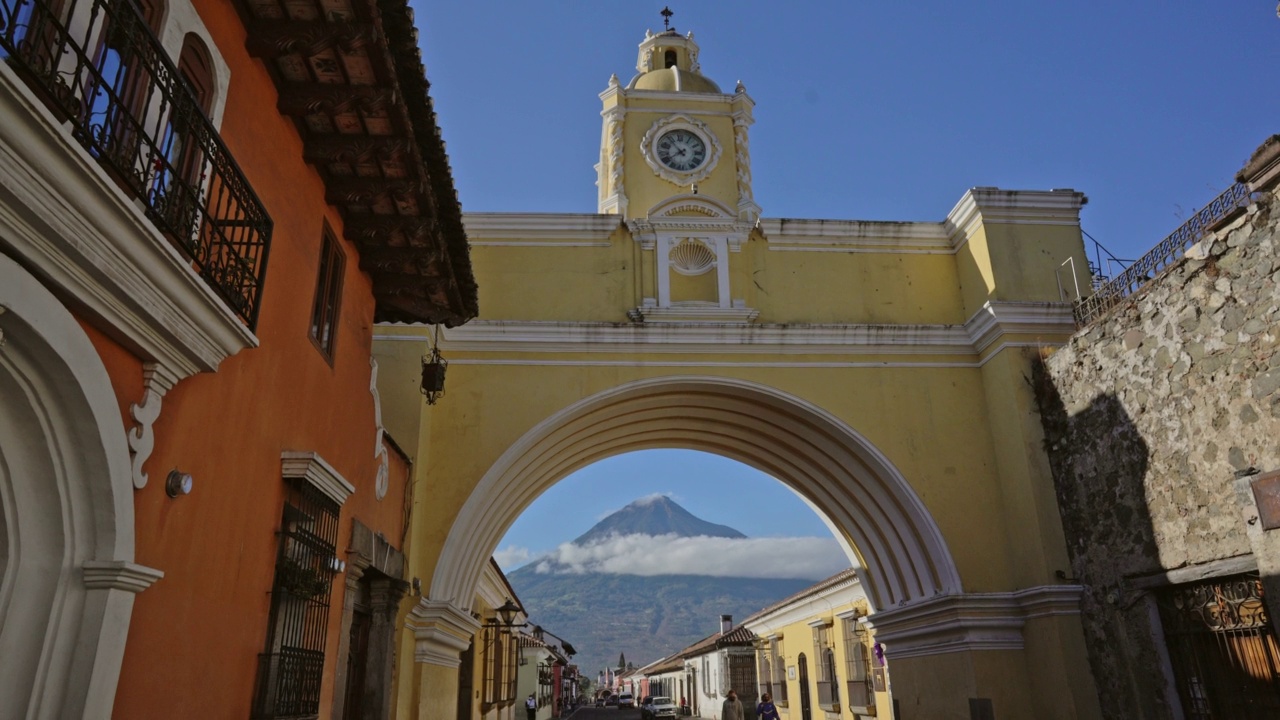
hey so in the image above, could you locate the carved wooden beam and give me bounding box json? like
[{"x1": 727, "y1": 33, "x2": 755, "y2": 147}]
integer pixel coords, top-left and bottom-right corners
[
  {"x1": 303, "y1": 134, "x2": 412, "y2": 165},
  {"x1": 245, "y1": 19, "x2": 377, "y2": 59},
  {"x1": 325, "y1": 178, "x2": 424, "y2": 207},
  {"x1": 276, "y1": 82, "x2": 396, "y2": 116},
  {"x1": 373, "y1": 294, "x2": 464, "y2": 327},
  {"x1": 358, "y1": 246, "x2": 441, "y2": 275}
]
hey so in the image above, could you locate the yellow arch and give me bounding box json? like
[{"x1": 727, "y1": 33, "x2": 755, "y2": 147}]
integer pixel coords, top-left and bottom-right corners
[{"x1": 429, "y1": 375, "x2": 961, "y2": 613}]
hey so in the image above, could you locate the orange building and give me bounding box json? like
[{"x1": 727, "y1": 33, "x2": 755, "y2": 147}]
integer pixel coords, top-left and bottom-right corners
[{"x1": 0, "y1": 0, "x2": 474, "y2": 717}]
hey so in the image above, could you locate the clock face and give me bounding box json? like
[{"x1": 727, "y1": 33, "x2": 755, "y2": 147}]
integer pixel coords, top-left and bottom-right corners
[{"x1": 655, "y1": 129, "x2": 708, "y2": 172}]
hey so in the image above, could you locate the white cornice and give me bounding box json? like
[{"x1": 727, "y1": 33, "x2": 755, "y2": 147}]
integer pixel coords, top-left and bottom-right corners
[
  {"x1": 962, "y1": 301, "x2": 1077, "y2": 354},
  {"x1": 0, "y1": 65, "x2": 256, "y2": 382},
  {"x1": 407, "y1": 599, "x2": 483, "y2": 668},
  {"x1": 742, "y1": 575, "x2": 863, "y2": 635},
  {"x1": 945, "y1": 188, "x2": 1087, "y2": 249},
  {"x1": 617, "y1": 88, "x2": 736, "y2": 104},
  {"x1": 463, "y1": 213, "x2": 621, "y2": 243},
  {"x1": 863, "y1": 585, "x2": 1083, "y2": 660},
  {"x1": 280, "y1": 451, "x2": 355, "y2": 507},
  {"x1": 376, "y1": 301, "x2": 1075, "y2": 360},
  {"x1": 82, "y1": 560, "x2": 165, "y2": 593},
  {"x1": 760, "y1": 218, "x2": 951, "y2": 255}
]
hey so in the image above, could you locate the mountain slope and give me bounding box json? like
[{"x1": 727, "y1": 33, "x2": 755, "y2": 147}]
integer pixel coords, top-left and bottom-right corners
[
  {"x1": 507, "y1": 496, "x2": 810, "y2": 679},
  {"x1": 572, "y1": 496, "x2": 745, "y2": 545},
  {"x1": 508, "y1": 567, "x2": 809, "y2": 680}
]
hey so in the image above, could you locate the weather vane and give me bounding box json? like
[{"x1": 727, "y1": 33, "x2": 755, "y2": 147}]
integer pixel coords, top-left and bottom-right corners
[{"x1": 661, "y1": 6, "x2": 673, "y2": 31}]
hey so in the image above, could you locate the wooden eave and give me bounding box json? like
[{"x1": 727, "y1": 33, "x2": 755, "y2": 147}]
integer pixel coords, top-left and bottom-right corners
[{"x1": 238, "y1": 0, "x2": 477, "y2": 326}]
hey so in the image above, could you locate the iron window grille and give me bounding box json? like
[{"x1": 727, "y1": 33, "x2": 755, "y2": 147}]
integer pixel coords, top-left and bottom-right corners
[
  {"x1": 0, "y1": 0, "x2": 273, "y2": 329},
  {"x1": 251, "y1": 479, "x2": 341, "y2": 719},
  {"x1": 840, "y1": 616, "x2": 873, "y2": 711},
  {"x1": 811, "y1": 625, "x2": 839, "y2": 711},
  {"x1": 1156, "y1": 574, "x2": 1280, "y2": 719},
  {"x1": 481, "y1": 625, "x2": 517, "y2": 711}
]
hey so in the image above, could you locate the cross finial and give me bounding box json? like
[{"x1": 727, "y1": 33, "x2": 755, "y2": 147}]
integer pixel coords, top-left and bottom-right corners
[{"x1": 661, "y1": 6, "x2": 673, "y2": 30}]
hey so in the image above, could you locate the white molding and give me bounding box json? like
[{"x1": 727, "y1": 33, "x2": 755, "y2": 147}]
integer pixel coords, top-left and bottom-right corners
[
  {"x1": 962, "y1": 301, "x2": 1077, "y2": 354},
  {"x1": 0, "y1": 64, "x2": 257, "y2": 382},
  {"x1": 126, "y1": 362, "x2": 181, "y2": 490},
  {"x1": 406, "y1": 600, "x2": 482, "y2": 668},
  {"x1": 743, "y1": 574, "x2": 864, "y2": 636},
  {"x1": 863, "y1": 585, "x2": 1083, "y2": 660},
  {"x1": 617, "y1": 90, "x2": 736, "y2": 104},
  {"x1": 627, "y1": 303, "x2": 760, "y2": 324},
  {"x1": 945, "y1": 188, "x2": 1087, "y2": 250},
  {"x1": 82, "y1": 560, "x2": 165, "y2": 593},
  {"x1": 380, "y1": 300, "x2": 1073, "y2": 359},
  {"x1": 280, "y1": 451, "x2": 356, "y2": 507},
  {"x1": 760, "y1": 218, "x2": 952, "y2": 254},
  {"x1": 641, "y1": 114, "x2": 723, "y2": 187},
  {"x1": 369, "y1": 358, "x2": 389, "y2": 501},
  {"x1": 463, "y1": 213, "x2": 620, "y2": 243}
]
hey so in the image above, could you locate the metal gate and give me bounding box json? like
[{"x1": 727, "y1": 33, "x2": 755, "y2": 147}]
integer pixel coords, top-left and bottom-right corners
[{"x1": 1157, "y1": 574, "x2": 1280, "y2": 719}]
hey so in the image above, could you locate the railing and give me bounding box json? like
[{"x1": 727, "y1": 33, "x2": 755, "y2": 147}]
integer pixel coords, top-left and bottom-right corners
[
  {"x1": 0, "y1": 0, "x2": 271, "y2": 329},
  {"x1": 1074, "y1": 182, "x2": 1253, "y2": 326}
]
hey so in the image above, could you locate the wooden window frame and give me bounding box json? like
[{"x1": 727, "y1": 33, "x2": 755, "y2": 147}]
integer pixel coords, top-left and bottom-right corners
[{"x1": 308, "y1": 225, "x2": 345, "y2": 362}]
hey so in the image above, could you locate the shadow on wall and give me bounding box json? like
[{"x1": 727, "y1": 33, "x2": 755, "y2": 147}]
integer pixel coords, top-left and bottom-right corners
[{"x1": 1032, "y1": 361, "x2": 1172, "y2": 719}]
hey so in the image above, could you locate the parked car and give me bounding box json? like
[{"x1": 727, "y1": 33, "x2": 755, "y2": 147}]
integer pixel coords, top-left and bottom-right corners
[
  {"x1": 618, "y1": 693, "x2": 635, "y2": 708},
  {"x1": 644, "y1": 696, "x2": 678, "y2": 720},
  {"x1": 639, "y1": 696, "x2": 652, "y2": 718},
  {"x1": 607, "y1": 695, "x2": 620, "y2": 707}
]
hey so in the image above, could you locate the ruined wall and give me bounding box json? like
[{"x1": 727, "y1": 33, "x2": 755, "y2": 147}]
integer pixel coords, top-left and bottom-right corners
[{"x1": 1035, "y1": 144, "x2": 1280, "y2": 719}]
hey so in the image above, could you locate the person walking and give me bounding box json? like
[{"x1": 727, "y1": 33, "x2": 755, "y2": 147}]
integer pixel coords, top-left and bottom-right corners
[
  {"x1": 722, "y1": 690, "x2": 744, "y2": 720},
  {"x1": 527, "y1": 694, "x2": 538, "y2": 720},
  {"x1": 756, "y1": 693, "x2": 779, "y2": 720}
]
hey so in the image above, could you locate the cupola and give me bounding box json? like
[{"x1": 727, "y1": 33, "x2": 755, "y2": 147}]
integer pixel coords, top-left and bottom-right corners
[{"x1": 627, "y1": 28, "x2": 721, "y2": 94}]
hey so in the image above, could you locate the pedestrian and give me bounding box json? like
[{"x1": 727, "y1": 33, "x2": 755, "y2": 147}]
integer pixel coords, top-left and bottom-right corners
[
  {"x1": 527, "y1": 694, "x2": 538, "y2": 720},
  {"x1": 756, "y1": 693, "x2": 779, "y2": 720},
  {"x1": 721, "y1": 690, "x2": 744, "y2": 720}
]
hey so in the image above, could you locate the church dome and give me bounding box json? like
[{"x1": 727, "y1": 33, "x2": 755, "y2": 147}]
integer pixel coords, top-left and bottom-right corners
[{"x1": 627, "y1": 66, "x2": 722, "y2": 94}]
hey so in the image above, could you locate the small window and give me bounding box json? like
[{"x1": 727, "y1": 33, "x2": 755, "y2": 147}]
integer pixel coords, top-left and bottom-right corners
[
  {"x1": 309, "y1": 226, "x2": 344, "y2": 360},
  {"x1": 664, "y1": 49, "x2": 677, "y2": 68}
]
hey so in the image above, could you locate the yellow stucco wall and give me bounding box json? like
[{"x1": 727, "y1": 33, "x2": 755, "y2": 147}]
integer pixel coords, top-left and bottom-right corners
[{"x1": 378, "y1": 29, "x2": 1099, "y2": 719}]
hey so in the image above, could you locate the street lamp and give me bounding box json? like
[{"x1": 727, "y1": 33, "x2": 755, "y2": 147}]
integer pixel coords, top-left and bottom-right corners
[{"x1": 487, "y1": 598, "x2": 521, "y2": 628}]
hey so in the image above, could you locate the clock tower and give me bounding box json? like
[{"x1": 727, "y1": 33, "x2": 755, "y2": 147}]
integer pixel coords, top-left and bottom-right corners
[{"x1": 596, "y1": 19, "x2": 761, "y2": 321}]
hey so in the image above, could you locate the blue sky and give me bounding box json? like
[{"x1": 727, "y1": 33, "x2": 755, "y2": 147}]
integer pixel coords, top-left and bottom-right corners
[
  {"x1": 416, "y1": 1, "x2": 1279, "y2": 264},
  {"x1": 419, "y1": 3, "x2": 1279, "y2": 570}
]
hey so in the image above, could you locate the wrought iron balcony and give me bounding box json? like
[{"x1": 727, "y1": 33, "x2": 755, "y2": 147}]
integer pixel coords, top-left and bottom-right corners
[
  {"x1": 0, "y1": 0, "x2": 272, "y2": 329},
  {"x1": 1074, "y1": 182, "x2": 1253, "y2": 327}
]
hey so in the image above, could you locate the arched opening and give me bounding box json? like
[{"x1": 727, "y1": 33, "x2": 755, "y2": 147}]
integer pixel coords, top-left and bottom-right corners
[
  {"x1": 664, "y1": 49, "x2": 677, "y2": 68},
  {"x1": 431, "y1": 376, "x2": 961, "y2": 618},
  {"x1": 177, "y1": 32, "x2": 214, "y2": 114},
  {"x1": 0, "y1": 254, "x2": 159, "y2": 717}
]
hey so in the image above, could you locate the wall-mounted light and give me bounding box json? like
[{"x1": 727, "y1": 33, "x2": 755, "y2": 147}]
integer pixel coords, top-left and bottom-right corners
[{"x1": 165, "y1": 470, "x2": 193, "y2": 498}]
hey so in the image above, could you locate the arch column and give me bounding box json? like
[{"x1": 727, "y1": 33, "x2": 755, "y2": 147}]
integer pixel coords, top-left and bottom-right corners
[
  {"x1": 0, "y1": 254, "x2": 161, "y2": 719},
  {"x1": 405, "y1": 600, "x2": 480, "y2": 720}
]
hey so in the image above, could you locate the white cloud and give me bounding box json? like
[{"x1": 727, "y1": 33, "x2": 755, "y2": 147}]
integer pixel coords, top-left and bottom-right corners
[
  {"x1": 532, "y1": 533, "x2": 850, "y2": 580},
  {"x1": 494, "y1": 544, "x2": 534, "y2": 571}
]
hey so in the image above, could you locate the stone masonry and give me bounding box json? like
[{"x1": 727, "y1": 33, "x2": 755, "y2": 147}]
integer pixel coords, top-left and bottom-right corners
[{"x1": 1034, "y1": 136, "x2": 1280, "y2": 719}]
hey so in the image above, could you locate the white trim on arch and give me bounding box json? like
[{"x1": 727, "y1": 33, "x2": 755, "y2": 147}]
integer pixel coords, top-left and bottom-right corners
[
  {"x1": 0, "y1": 254, "x2": 161, "y2": 719},
  {"x1": 426, "y1": 375, "x2": 962, "y2": 617}
]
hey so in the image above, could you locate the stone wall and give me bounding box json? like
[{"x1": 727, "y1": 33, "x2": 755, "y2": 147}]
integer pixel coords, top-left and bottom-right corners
[{"x1": 1034, "y1": 137, "x2": 1280, "y2": 719}]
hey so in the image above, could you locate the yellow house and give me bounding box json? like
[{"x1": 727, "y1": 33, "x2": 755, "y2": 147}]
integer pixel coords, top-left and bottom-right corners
[
  {"x1": 743, "y1": 570, "x2": 887, "y2": 720},
  {"x1": 378, "y1": 21, "x2": 1101, "y2": 720}
]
